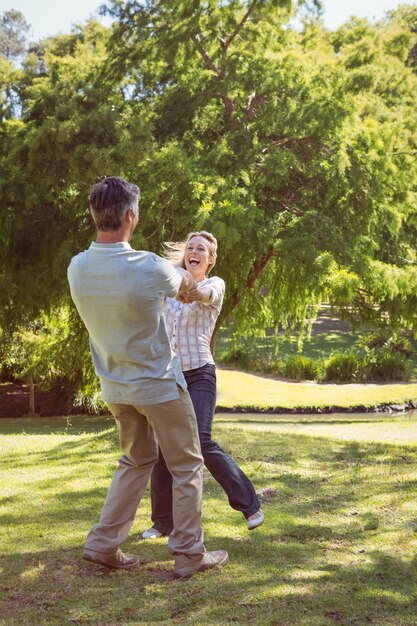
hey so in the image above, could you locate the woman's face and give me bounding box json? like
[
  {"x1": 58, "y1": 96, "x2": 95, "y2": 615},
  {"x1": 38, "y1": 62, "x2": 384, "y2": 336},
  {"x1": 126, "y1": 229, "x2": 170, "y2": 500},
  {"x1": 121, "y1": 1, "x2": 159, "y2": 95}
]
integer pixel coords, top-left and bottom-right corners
[{"x1": 184, "y1": 236, "x2": 215, "y2": 280}]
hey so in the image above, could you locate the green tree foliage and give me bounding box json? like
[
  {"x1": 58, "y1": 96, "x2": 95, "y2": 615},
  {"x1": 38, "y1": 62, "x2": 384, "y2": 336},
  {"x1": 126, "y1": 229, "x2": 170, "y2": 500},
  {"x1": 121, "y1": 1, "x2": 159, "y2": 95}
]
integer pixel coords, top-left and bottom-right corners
[
  {"x1": 1, "y1": 20, "x2": 153, "y2": 327},
  {"x1": 0, "y1": 19, "x2": 155, "y2": 401},
  {"x1": 0, "y1": 306, "x2": 100, "y2": 412},
  {"x1": 1, "y1": 1, "x2": 417, "y2": 402},
  {"x1": 389, "y1": 3, "x2": 417, "y2": 70}
]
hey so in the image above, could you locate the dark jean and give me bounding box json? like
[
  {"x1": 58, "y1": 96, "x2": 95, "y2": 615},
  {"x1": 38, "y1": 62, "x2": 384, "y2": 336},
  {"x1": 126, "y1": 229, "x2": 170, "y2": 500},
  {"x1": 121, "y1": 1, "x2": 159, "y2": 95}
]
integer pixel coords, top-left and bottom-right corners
[{"x1": 150, "y1": 363, "x2": 260, "y2": 534}]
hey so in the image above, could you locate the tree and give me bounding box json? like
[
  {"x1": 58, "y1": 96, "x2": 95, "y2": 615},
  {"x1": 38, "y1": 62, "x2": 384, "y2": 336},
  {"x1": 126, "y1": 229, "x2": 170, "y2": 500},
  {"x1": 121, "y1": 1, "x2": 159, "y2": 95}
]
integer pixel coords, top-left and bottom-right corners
[
  {"x1": 0, "y1": 10, "x2": 30, "y2": 60},
  {"x1": 388, "y1": 3, "x2": 417, "y2": 70},
  {"x1": 1, "y1": 2, "x2": 417, "y2": 405},
  {"x1": 101, "y1": 0, "x2": 417, "y2": 338},
  {"x1": 0, "y1": 20, "x2": 153, "y2": 325},
  {"x1": 0, "y1": 19, "x2": 155, "y2": 403}
]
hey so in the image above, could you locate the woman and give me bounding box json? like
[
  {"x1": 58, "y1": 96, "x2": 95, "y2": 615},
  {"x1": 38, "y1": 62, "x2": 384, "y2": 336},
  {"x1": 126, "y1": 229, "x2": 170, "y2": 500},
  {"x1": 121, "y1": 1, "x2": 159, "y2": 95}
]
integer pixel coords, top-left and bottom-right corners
[{"x1": 143, "y1": 231, "x2": 264, "y2": 539}]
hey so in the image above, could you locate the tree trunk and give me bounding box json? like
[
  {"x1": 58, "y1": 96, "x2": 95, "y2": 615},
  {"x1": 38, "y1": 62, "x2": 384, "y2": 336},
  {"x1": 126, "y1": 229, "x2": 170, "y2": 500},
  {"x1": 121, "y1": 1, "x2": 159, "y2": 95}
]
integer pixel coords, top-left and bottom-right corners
[
  {"x1": 27, "y1": 372, "x2": 38, "y2": 416},
  {"x1": 211, "y1": 244, "x2": 277, "y2": 350}
]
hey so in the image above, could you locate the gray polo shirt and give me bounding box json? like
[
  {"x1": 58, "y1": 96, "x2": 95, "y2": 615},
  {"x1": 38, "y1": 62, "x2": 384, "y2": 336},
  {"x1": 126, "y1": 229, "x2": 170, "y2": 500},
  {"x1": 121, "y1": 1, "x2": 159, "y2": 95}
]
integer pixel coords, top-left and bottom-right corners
[{"x1": 67, "y1": 242, "x2": 186, "y2": 405}]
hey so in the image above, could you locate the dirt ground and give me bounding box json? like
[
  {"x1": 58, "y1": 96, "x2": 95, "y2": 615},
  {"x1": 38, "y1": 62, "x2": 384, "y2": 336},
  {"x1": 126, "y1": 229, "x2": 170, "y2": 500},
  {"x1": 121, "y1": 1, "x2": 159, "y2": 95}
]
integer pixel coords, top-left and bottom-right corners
[{"x1": 0, "y1": 382, "x2": 73, "y2": 418}]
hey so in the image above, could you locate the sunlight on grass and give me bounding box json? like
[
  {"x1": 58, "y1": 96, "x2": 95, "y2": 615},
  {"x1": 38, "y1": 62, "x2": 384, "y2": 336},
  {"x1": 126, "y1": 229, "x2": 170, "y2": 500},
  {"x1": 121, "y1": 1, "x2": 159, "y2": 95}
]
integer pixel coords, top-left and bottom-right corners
[
  {"x1": 20, "y1": 564, "x2": 45, "y2": 581},
  {"x1": 362, "y1": 589, "x2": 412, "y2": 603},
  {"x1": 217, "y1": 368, "x2": 417, "y2": 409},
  {"x1": 287, "y1": 569, "x2": 331, "y2": 580},
  {"x1": 214, "y1": 418, "x2": 417, "y2": 444}
]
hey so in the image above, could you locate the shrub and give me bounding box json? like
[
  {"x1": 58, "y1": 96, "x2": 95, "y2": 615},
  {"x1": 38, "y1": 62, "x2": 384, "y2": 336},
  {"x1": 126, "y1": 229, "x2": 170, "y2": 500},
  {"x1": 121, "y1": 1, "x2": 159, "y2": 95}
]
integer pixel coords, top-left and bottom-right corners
[
  {"x1": 219, "y1": 346, "x2": 286, "y2": 376},
  {"x1": 358, "y1": 332, "x2": 412, "y2": 358},
  {"x1": 322, "y1": 352, "x2": 359, "y2": 382},
  {"x1": 284, "y1": 354, "x2": 319, "y2": 380},
  {"x1": 359, "y1": 352, "x2": 409, "y2": 382},
  {"x1": 357, "y1": 331, "x2": 412, "y2": 382}
]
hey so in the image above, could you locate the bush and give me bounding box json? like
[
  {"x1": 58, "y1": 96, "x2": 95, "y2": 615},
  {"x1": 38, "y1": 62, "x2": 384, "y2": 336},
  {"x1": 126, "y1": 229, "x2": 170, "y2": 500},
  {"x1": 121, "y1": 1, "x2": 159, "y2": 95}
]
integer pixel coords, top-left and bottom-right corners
[
  {"x1": 283, "y1": 354, "x2": 319, "y2": 381},
  {"x1": 359, "y1": 352, "x2": 409, "y2": 382},
  {"x1": 358, "y1": 332, "x2": 413, "y2": 358},
  {"x1": 356, "y1": 331, "x2": 412, "y2": 382},
  {"x1": 322, "y1": 352, "x2": 359, "y2": 382}
]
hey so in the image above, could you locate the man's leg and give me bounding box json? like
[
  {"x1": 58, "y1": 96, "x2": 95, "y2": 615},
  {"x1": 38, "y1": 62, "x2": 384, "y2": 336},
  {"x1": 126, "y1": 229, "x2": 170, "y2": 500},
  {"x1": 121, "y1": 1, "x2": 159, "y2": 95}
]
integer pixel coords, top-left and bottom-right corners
[
  {"x1": 84, "y1": 403, "x2": 158, "y2": 555},
  {"x1": 137, "y1": 389, "x2": 205, "y2": 559}
]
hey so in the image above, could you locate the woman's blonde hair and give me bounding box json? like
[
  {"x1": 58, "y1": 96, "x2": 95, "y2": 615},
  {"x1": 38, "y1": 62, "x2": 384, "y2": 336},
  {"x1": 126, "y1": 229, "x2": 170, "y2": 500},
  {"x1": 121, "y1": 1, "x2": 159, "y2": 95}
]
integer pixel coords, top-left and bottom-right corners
[{"x1": 163, "y1": 230, "x2": 218, "y2": 276}]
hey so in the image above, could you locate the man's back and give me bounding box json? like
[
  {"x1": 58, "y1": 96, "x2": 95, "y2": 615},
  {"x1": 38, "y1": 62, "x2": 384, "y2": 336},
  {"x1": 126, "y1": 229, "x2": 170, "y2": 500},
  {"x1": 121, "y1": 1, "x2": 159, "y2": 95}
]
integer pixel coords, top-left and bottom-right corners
[{"x1": 68, "y1": 241, "x2": 184, "y2": 405}]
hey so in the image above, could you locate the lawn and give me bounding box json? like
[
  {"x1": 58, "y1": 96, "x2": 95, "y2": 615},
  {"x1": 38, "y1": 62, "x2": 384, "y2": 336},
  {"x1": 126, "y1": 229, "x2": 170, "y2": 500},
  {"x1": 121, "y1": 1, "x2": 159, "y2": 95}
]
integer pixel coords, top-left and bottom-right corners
[
  {"x1": 216, "y1": 368, "x2": 417, "y2": 410},
  {"x1": 1, "y1": 415, "x2": 417, "y2": 625}
]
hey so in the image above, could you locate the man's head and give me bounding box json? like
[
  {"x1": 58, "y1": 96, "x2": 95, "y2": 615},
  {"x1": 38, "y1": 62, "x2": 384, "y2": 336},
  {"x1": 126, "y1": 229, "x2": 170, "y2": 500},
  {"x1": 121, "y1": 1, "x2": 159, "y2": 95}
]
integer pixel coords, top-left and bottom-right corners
[{"x1": 90, "y1": 176, "x2": 140, "y2": 232}]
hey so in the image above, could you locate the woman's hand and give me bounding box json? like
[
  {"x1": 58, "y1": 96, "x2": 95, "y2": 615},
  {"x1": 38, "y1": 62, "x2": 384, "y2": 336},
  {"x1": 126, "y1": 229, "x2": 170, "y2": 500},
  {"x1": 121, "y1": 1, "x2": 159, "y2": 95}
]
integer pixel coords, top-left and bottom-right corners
[{"x1": 176, "y1": 286, "x2": 211, "y2": 303}]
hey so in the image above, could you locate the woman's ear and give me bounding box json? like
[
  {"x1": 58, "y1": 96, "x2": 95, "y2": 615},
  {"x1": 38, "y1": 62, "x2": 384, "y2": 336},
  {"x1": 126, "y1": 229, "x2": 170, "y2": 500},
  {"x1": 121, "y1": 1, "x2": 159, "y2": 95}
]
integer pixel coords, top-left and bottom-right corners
[{"x1": 207, "y1": 255, "x2": 216, "y2": 274}]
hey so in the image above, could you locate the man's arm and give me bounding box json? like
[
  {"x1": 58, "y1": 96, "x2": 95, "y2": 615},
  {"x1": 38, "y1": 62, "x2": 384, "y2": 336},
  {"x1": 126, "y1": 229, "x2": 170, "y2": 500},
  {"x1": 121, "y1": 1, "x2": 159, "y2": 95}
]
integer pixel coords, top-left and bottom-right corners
[{"x1": 175, "y1": 267, "x2": 198, "y2": 294}]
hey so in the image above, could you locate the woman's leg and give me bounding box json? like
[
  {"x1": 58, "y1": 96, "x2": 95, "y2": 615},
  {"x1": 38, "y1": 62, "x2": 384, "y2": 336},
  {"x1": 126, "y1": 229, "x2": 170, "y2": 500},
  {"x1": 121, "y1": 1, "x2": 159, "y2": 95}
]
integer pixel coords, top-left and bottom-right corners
[
  {"x1": 141, "y1": 390, "x2": 205, "y2": 559},
  {"x1": 149, "y1": 448, "x2": 174, "y2": 535},
  {"x1": 185, "y1": 364, "x2": 261, "y2": 519}
]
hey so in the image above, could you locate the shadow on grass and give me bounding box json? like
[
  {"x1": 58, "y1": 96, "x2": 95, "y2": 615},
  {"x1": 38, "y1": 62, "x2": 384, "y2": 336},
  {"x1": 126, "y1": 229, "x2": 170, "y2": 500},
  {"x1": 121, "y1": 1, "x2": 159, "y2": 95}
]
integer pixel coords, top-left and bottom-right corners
[
  {"x1": 0, "y1": 415, "x2": 115, "y2": 435},
  {"x1": 1, "y1": 539, "x2": 417, "y2": 625}
]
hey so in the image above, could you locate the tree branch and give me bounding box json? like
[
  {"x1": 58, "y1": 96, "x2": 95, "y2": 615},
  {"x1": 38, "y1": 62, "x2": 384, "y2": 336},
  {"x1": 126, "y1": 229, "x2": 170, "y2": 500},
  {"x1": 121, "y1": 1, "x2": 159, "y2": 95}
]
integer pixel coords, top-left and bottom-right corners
[
  {"x1": 244, "y1": 91, "x2": 265, "y2": 121},
  {"x1": 275, "y1": 201, "x2": 305, "y2": 217},
  {"x1": 220, "y1": 0, "x2": 260, "y2": 53},
  {"x1": 192, "y1": 33, "x2": 221, "y2": 76},
  {"x1": 190, "y1": 90, "x2": 240, "y2": 129},
  {"x1": 192, "y1": 2, "x2": 262, "y2": 131},
  {"x1": 219, "y1": 92, "x2": 240, "y2": 129},
  {"x1": 230, "y1": 244, "x2": 276, "y2": 314}
]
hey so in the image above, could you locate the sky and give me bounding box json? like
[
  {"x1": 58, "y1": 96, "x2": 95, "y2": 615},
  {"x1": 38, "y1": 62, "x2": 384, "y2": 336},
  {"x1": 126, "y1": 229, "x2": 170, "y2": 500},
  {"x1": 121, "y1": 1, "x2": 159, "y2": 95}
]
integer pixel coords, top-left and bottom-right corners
[{"x1": 0, "y1": 0, "x2": 416, "y2": 42}]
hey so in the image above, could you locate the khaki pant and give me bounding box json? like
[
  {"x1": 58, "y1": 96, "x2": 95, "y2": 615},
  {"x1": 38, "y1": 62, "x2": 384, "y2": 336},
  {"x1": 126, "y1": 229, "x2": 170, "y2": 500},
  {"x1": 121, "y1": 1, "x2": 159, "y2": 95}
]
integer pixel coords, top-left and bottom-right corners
[{"x1": 84, "y1": 388, "x2": 205, "y2": 558}]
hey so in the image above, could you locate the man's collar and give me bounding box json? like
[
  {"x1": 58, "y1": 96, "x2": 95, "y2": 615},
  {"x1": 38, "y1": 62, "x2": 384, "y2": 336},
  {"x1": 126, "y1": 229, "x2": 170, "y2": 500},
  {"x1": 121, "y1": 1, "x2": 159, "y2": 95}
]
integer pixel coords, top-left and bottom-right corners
[{"x1": 90, "y1": 241, "x2": 132, "y2": 250}]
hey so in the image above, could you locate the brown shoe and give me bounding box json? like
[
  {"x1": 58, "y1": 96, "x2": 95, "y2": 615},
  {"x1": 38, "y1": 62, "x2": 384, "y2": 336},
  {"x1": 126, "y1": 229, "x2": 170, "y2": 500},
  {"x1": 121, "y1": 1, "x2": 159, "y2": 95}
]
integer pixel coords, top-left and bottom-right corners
[
  {"x1": 174, "y1": 549, "x2": 228, "y2": 580},
  {"x1": 83, "y1": 547, "x2": 139, "y2": 570}
]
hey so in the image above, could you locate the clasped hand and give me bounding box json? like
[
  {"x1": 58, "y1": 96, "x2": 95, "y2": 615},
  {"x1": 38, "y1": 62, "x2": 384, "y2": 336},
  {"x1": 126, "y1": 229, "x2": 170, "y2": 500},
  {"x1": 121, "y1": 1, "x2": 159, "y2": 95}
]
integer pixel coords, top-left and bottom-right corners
[{"x1": 176, "y1": 287, "x2": 206, "y2": 303}]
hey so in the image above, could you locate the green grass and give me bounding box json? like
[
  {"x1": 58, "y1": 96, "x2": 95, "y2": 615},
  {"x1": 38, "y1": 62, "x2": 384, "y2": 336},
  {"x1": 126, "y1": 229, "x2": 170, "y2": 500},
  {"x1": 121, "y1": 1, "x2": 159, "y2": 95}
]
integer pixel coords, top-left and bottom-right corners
[
  {"x1": 1, "y1": 415, "x2": 417, "y2": 625},
  {"x1": 216, "y1": 368, "x2": 417, "y2": 410}
]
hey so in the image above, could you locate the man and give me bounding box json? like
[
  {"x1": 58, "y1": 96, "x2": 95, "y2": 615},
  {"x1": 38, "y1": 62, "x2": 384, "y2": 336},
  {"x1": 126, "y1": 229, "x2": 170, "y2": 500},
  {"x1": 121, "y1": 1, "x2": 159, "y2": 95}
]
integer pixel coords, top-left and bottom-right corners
[{"x1": 67, "y1": 176, "x2": 228, "y2": 579}]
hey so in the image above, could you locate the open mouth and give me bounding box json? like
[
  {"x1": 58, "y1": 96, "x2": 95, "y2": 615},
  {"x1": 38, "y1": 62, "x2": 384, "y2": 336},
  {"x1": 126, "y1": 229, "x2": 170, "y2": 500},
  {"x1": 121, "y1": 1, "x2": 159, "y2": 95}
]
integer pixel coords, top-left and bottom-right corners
[{"x1": 188, "y1": 258, "x2": 200, "y2": 266}]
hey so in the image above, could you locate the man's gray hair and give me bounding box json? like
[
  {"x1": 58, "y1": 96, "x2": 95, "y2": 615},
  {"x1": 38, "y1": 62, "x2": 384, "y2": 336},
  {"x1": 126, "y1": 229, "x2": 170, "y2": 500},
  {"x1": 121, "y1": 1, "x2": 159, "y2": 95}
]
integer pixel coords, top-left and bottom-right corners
[{"x1": 90, "y1": 176, "x2": 140, "y2": 231}]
